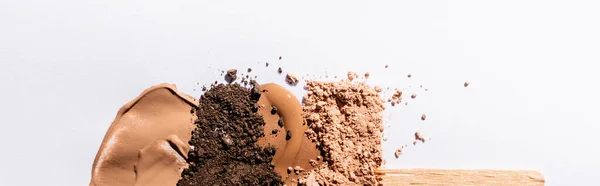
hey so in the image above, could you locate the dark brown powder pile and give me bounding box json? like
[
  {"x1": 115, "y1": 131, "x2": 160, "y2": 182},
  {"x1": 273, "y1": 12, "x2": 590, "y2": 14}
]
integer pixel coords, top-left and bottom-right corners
[
  {"x1": 300, "y1": 80, "x2": 385, "y2": 185},
  {"x1": 178, "y1": 83, "x2": 283, "y2": 186}
]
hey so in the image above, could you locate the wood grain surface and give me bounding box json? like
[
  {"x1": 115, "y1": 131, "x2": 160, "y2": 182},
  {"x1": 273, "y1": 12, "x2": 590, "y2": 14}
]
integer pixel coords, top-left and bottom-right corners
[{"x1": 377, "y1": 169, "x2": 545, "y2": 186}]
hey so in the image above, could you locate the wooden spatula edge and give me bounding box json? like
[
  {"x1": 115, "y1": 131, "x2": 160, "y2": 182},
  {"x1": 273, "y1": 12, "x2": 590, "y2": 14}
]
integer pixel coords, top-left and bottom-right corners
[{"x1": 376, "y1": 169, "x2": 545, "y2": 185}]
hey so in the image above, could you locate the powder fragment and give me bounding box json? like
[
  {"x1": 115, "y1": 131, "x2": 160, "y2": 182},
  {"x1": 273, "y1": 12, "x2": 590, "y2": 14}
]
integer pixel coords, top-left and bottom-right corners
[
  {"x1": 278, "y1": 67, "x2": 283, "y2": 74},
  {"x1": 464, "y1": 81, "x2": 470, "y2": 87},
  {"x1": 301, "y1": 80, "x2": 384, "y2": 185},
  {"x1": 294, "y1": 166, "x2": 304, "y2": 175},
  {"x1": 250, "y1": 80, "x2": 262, "y2": 100},
  {"x1": 225, "y1": 69, "x2": 237, "y2": 83},
  {"x1": 374, "y1": 86, "x2": 382, "y2": 93},
  {"x1": 390, "y1": 89, "x2": 403, "y2": 106},
  {"x1": 285, "y1": 73, "x2": 299, "y2": 86},
  {"x1": 385, "y1": 64, "x2": 389, "y2": 68},
  {"x1": 241, "y1": 77, "x2": 247, "y2": 85},
  {"x1": 347, "y1": 72, "x2": 359, "y2": 81},
  {"x1": 266, "y1": 62, "x2": 270, "y2": 67},
  {"x1": 415, "y1": 131, "x2": 426, "y2": 143},
  {"x1": 286, "y1": 130, "x2": 292, "y2": 140},
  {"x1": 411, "y1": 93, "x2": 417, "y2": 99},
  {"x1": 394, "y1": 148, "x2": 403, "y2": 158},
  {"x1": 277, "y1": 118, "x2": 284, "y2": 127},
  {"x1": 364, "y1": 72, "x2": 370, "y2": 79},
  {"x1": 407, "y1": 74, "x2": 412, "y2": 78},
  {"x1": 247, "y1": 68, "x2": 252, "y2": 73},
  {"x1": 279, "y1": 56, "x2": 282, "y2": 60},
  {"x1": 421, "y1": 113, "x2": 426, "y2": 121},
  {"x1": 271, "y1": 106, "x2": 278, "y2": 115}
]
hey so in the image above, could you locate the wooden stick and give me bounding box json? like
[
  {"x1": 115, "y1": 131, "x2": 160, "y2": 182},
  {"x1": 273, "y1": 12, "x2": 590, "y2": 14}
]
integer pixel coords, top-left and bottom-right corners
[{"x1": 377, "y1": 169, "x2": 545, "y2": 186}]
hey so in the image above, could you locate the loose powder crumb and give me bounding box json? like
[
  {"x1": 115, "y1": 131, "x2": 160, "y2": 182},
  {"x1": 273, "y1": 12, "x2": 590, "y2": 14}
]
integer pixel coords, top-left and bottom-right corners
[
  {"x1": 285, "y1": 73, "x2": 299, "y2": 86},
  {"x1": 411, "y1": 93, "x2": 417, "y2": 99},
  {"x1": 394, "y1": 148, "x2": 403, "y2": 159},
  {"x1": 385, "y1": 64, "x2": 388, "y2": 68},
  {"x1": 364, "y1": 72, "x2": 370, "y2": 79},
  {"x1": 407, "y1": 74, "x2": 412, "y2": 78},
  {"x1": 300, "y1": 80, "x2": 384, "y2": 185},
  {"x1": 225, "y1": 69, "x2": 238, "y2": 83},
  {"x1": 374, "y1": 86, "x2": 382, "y2": 93},
  {"x1": 464, "y1": 81, "x2": 470, "y2": 87},
  {"x1": 347, "y1": 72, "x2": 359, "y2": 81},
  {"x1": 415, "y1": 131, "x2": 426, "y2": 143},
  {"x1": 390, "y1": 89, "x2": 403, "y2": 106},
  {"x1": 421, "y1": 113, "x2": 427, "y2": 121},
  {"x1": 278, "y1": 67, "x2": 283, "y2": 74}
]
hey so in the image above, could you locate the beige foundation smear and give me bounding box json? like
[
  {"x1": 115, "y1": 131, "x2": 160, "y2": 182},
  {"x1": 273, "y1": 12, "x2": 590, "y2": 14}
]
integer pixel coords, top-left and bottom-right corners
[{"x1": 90, "y1": 84, "x2": 198, "y2": 186}]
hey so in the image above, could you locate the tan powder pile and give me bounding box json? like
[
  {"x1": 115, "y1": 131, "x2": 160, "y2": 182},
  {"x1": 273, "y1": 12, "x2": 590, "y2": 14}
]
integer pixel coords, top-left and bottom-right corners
[{"x1": 299, "y1": 80, "x2": 385, "y2": 185}]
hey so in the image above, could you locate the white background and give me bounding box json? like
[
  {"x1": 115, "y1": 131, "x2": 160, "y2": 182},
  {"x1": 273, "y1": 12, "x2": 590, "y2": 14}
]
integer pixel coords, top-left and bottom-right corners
[{"x1": 1, "y1": 1, "x2": 599, "y2": 185}]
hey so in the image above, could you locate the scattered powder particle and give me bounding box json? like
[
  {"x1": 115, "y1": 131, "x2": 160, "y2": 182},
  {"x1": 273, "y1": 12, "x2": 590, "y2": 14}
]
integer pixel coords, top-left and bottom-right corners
[
  {"x1": 385, "y1": 64, "x2": 388, "y2": 68},
  {"x1": 421, "y1": 113, "x2": 427, "y2": 121},
  {"x1": 278, "y1": 67, "x2": 283, "y2": 74},
  {"x1": 390, "y1": 89, "x2": 403, "y2": 106},
  {"x1": 277, "y1": 118, "x2": 284, "y2": 127},
  {"x1": 247, "y1": 68, "x2": 252, "y2": 73},
  {"x1": 294, "y1": 166, "x2": 304, "y2": 175},
  {"x1": 364, "y1": 72, "x2": 370, "y2": 79},
  {"x1": 300, "y1": 80, "x2": 384, "y2": 185},
  {"x1": 279, "y1": 56, "x2": 282, "y2": 60},
  {"x1": 464, "y1": 81, "x2": 470, "y2": 87},
  {"x1": 374, "y1": 86, "x2": 383, "y2": 93},
  {"x1": 201, "y1": 86, "x2": 207, "y2": 91},
  {"x1": 225, "y1": 69, "x2": 237, "y2": 83},
  {"x1": 266, "y1": 62, "x2": 270, "y2": 67},
  {"x1": 394, "y1": 148, "x2": 403, "y2": 159},
  {"x1": 241, "y1": 77, "x2": 248, "y2": 86},
  {"x1": 407, "y1": 74, "x2": 412, "y2": 78},
  {"x1": 347, "y1": 72, "x2": 359, "y2": 81},
  {"x1": 382, "y1": 138, "x2": 388, "y2": 141},
  {"x1": 270, "y1": 106, "x2": 278, "y2": 115},
  {"x1": 415, "y1": 131, "x2": 426, "y2": 143},
  {"x1": 285, "y1": 73, "x2": 299, "y2": 86},
  {"x1": 286, "y1": 130, "x2": 292, "y2": 140},
  {"x1": 411, "y1": 93, "x2": 417, "y2": 99}
]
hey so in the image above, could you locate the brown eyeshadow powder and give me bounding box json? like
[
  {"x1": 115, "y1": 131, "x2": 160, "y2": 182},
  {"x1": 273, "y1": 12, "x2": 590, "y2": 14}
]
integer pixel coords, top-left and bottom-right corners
[
  {"x1": 300, "y1": 80, "x2": 385, "y2": 185},
  {"x1": 177, "y1": 83, "x2": 283, "y2": 186}
]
